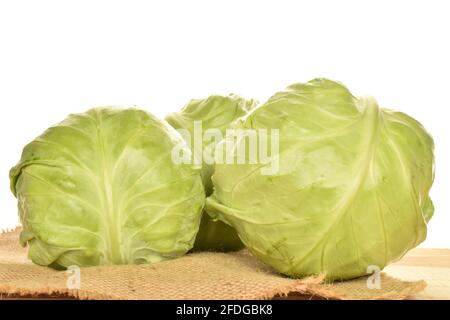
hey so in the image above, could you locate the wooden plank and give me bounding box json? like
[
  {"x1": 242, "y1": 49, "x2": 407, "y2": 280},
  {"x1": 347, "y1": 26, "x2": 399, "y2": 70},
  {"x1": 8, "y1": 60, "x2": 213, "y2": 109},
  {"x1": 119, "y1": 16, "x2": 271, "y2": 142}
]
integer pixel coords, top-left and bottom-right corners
[{"x1": 384, "y1": 249, "x2": 450, "y2": 300}]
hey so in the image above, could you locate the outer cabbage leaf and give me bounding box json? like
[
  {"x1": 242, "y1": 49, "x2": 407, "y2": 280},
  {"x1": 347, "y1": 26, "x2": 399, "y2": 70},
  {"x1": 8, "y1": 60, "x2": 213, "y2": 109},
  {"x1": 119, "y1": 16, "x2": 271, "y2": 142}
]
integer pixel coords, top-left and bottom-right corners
[
  {"x1": 10, "y1": 107, "x2": 205, "y2": 268},
  {"x1": 166, "y1": 95, "x2": 257, "y2": 251},
  {"x1": 206, "y1": 79, "x2": 435, "y2": 280}
]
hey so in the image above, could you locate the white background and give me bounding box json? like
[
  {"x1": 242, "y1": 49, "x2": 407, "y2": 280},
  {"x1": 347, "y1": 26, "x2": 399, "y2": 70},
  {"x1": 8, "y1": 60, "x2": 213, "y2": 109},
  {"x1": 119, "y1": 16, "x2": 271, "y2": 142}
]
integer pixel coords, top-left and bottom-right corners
[{"x1": 0, "y1": 0, "x2": 448, "y2": 247}]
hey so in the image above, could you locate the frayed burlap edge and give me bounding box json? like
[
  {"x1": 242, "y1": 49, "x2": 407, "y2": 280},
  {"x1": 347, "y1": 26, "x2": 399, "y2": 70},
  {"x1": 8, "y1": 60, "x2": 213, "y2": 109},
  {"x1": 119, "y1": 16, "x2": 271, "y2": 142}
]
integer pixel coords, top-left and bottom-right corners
[
  {"x1": 0, "y1": 284, "x2": 119, "y2": 300},
  {"x1": 299, "y1": 278, "x2": 427, "y2": 300}
]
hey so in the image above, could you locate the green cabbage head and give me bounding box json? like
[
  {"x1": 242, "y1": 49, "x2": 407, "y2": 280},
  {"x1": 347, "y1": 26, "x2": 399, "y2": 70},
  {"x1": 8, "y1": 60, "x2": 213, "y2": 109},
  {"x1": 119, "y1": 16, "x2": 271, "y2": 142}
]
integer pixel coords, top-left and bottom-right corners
[
  {"x1": 10, "y1": 107, "x2": 205, "y2": 269},
  {"x1": 166, "y1": 95, "x2": 257, "y2": 251},
  {"x1": 206, "y1": 79, "x2": 435, "y2": 280}
]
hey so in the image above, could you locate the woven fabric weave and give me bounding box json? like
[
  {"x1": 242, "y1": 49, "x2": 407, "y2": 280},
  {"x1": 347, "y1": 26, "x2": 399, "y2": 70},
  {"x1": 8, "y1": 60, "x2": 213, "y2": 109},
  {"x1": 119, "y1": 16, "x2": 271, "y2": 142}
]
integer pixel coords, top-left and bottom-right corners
[{"x1": 0, "y1": 228, "x2": 425, "y2": 300}]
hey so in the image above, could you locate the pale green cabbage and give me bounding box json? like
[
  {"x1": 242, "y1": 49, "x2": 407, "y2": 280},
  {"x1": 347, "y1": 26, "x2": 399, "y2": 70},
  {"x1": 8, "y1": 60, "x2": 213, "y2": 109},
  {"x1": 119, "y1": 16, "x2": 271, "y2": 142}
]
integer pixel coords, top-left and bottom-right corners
[
  {"x1": 166, "y1": 95, "x2": 257, "y2": 251},
  {"x1": 206, "y1": 79, "x2": 435, "y2": 280},
  {"x1": 10, "y1": 107, "x2": 205, "y2": 268}
]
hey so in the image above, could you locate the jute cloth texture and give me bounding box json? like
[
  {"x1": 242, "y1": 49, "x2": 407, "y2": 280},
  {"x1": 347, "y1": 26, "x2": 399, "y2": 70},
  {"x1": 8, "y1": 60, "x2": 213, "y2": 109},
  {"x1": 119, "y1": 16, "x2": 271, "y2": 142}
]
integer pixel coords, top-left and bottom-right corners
[{"x1": 0, "y1": 228, "x2": 425, "y2": 300}]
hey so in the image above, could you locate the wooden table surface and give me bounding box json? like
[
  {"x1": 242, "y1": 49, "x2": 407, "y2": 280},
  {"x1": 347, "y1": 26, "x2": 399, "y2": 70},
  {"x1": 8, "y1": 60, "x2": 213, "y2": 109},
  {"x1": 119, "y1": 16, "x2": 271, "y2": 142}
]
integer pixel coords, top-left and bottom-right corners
[{"x1": 384, "y1": 248, "x2": 450, "y2": 300}]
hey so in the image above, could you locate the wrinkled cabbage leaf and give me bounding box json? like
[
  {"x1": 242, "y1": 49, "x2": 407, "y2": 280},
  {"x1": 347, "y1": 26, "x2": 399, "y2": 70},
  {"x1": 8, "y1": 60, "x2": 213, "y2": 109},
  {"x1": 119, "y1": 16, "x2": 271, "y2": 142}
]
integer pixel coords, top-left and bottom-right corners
[
  {"x1": 207, "y1": 79, "x2": 435, "y2": 280},
  {"x1": 166, "y1": 95, "x2": 257, "y2": 251},
  {"x1": 10, "y1": 107, "x2": 205, "y2": 268}
]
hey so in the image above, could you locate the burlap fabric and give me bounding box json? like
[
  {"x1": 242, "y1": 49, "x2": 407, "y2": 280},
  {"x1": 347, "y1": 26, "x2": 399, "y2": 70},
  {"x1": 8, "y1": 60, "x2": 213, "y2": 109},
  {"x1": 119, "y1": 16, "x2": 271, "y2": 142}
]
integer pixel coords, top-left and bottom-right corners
[{"x1": 0, "y1": 228, "x2": 425, "y2": 300}]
